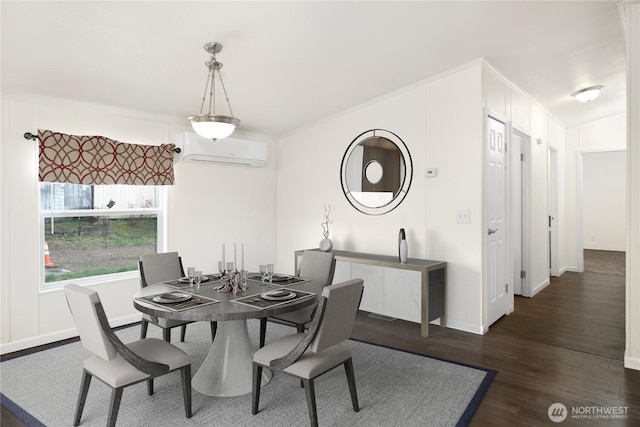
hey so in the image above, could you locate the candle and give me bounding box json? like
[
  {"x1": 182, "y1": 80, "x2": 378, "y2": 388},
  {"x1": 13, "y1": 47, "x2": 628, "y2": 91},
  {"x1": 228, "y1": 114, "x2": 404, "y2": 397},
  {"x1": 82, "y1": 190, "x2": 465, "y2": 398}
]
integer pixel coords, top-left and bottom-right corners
[
  {"x1": 234, "y1": 243, "x2": 237, "y2": 268},
  {"x1": 241, "y1": 243, "x2": 245, "y2": 270},
  {"x1": 222, "y1": 243, "x2": 225, "y2": 266}
]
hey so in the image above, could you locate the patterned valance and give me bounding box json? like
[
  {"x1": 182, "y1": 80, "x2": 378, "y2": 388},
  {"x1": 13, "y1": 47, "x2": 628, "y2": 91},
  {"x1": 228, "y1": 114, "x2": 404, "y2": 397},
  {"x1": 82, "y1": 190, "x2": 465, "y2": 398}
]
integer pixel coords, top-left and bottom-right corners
[{"x1": 38, "y1": 129, "x2": 175, "y2": 185}]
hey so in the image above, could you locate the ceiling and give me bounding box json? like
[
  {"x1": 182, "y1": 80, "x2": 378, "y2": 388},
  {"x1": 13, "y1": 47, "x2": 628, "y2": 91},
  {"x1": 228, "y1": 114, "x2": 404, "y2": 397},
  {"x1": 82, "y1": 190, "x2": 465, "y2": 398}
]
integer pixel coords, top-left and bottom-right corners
[{"x1": 1, "y1": 1, "x2": 627, "y2": 138}]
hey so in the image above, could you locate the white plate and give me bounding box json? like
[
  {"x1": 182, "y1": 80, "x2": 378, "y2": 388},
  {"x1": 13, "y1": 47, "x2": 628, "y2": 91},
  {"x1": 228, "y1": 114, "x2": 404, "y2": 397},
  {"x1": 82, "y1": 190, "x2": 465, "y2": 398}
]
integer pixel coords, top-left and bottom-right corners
[
  {"x1": 153, "y1": 293, "x2": 192, "y2": 304},
  {"x1": 178, "y1": 276, "x2": 210, "y2": 283},
  {"x1": 270, "y1": 274, "x2": 293, "y2": 282},
  {"x1": 261, "y1": 291, "x2": 296, "y2": 301}
]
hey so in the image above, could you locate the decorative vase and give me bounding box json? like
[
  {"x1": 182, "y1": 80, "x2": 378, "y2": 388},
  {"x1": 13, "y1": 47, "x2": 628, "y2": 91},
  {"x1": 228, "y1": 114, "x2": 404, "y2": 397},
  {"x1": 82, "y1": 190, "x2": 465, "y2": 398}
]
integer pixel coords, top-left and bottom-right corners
[
  {"x1": 398, "y1": 228, "x2": 407, "y2": 263},
  {"x1": 319, "y1": 237, "x2": 333, "y2": 252}
]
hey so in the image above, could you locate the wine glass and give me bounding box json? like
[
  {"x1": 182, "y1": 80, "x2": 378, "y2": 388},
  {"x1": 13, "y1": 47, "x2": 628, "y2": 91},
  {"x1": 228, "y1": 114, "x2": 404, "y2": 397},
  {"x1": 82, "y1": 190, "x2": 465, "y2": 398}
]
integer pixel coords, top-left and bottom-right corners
[
  {"x1": 226, "y1": 262, "x2": 235, "y2": 275},
  {"x1": 187, "y1": 267, "x2": 195, "y2": 288},
  {"x1": 239, "y1": 269, "x2": 248, "y2": 291},
  {"x1": 230, "y1": 271, "x2": 242, "y2": 295},
  {"x1": 259, "y1": 264, "x2": 268, "y2": 285},
  {"x1": 266, "y1": 264, "x2": 274, "y2": 284},
  {"x1": 194, "y1": 270, "x2": 202, "y2": 294}
]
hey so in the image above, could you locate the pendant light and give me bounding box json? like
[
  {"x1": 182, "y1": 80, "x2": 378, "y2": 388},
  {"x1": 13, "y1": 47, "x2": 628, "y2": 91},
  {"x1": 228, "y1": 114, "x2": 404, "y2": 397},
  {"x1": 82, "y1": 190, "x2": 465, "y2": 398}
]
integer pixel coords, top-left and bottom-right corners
[{"x1": 188, "y1": 42, "x2": 240, "y2": 140}]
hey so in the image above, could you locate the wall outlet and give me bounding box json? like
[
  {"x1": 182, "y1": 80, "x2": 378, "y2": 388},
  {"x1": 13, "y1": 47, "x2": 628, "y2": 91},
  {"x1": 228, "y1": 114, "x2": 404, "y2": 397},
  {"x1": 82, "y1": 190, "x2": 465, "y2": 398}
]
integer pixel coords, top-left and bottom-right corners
[
  {"x1": 456, "y1": 208, "x2": 470, "y2": 224},
  {"x1": 425, "y1": 168, "x2": 438, "y2": 178}
]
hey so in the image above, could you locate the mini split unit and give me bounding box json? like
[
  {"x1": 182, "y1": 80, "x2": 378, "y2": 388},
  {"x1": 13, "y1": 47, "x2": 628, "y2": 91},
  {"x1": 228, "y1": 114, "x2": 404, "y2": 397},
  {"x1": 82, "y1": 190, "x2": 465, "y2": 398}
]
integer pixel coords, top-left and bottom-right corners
[{"x1": 178, "y1": 132, "x2": 268, "y2": 167}]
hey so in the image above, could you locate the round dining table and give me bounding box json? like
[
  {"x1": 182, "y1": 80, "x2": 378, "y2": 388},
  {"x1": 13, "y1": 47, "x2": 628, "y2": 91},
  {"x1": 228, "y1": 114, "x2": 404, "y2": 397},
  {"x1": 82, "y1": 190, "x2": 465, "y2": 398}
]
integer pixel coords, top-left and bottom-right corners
[{"x1": 133, "y1": 276, "x2": 321, "y2": 397}]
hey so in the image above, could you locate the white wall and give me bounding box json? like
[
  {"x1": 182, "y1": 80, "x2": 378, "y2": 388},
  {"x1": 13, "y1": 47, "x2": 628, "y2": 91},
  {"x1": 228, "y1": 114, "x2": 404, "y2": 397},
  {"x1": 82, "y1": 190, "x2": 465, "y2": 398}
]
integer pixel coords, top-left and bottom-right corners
[
  {"x1": 275, "y1": 82, "x2": 428, "y2": 267},
  {"x1": 582, "y1": 151, "x2": 626, "y2": 251},
  {"x1": 276, "y1": 67, "x2": 487, "y2": 331},
  {"x1": 0, "y1": 93, "x2": 276, "y2": 352},
  {"x1": 425, "y1": 65, "x2": 484, "y2": 332}
]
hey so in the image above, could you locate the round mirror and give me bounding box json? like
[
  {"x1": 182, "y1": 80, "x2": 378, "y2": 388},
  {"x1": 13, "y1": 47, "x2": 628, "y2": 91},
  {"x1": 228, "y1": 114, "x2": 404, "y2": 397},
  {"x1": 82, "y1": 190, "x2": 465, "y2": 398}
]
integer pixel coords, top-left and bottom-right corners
[{"x1": 340, "y1": 129, "x2": 413, "y2": 215}]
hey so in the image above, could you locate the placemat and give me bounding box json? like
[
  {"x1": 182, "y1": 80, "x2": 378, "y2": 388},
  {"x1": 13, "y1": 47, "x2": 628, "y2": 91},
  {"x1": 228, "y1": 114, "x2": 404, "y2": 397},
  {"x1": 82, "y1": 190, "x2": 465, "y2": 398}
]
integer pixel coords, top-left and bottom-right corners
[
  {"x1": 135, "y1": 293, "x2": 219, "y2": 311},
  {"x1": 231, "y1": 289, "x2": 315, "y2": 310},
  {"x1": 246, "y1": 275, "x2": 310, "y2": 287},
  {"x1": 163, "y1": 274, "x2": 223, "y2": 290}
]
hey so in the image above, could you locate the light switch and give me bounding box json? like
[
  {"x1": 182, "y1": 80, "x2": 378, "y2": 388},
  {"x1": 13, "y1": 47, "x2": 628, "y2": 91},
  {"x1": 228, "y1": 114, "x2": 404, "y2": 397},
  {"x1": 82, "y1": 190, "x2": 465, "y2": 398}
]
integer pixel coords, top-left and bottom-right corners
[{"x1": 456, "y1": 208, "x2": 470, "y2": 224}]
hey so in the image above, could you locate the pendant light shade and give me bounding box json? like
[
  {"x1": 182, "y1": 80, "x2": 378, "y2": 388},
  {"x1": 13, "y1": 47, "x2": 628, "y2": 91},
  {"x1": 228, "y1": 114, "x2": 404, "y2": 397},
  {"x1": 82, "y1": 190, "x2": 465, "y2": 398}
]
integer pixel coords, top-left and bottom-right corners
[
  {"x1": 188, "y1": 115, "x2": 240, "y2": 140},
  {"x1": 188, "y1": 42, "x2": 240, "y2": 140}
]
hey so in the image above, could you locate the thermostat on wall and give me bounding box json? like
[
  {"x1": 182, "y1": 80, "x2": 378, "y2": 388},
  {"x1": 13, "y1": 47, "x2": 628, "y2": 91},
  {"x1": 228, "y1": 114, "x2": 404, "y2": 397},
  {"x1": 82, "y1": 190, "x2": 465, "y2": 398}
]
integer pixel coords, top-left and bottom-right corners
[{"x1": 425, "y1": 168, "x2": 438, "y2": 178}]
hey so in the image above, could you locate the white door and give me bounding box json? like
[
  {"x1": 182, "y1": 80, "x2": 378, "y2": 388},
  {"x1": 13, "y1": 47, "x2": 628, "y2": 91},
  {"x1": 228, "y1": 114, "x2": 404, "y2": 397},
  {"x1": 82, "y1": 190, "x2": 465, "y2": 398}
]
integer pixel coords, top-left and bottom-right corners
[
  {"x1": 548, "y1": 147, "x2": 560, "y2": 276},
  {"x1": 511, "y1": 130, "x2": 524, "y2": 295},
  {"x1": 485, "y1": 116, "x2": 509, "y2": 327}
]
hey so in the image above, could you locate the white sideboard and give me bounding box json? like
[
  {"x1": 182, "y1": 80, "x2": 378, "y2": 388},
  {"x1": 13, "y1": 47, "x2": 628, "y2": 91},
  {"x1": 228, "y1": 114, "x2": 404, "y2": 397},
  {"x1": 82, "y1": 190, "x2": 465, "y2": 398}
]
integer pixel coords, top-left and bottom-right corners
[{"x1": 295, "y1": 249, "x2": 446, "y2": 337}]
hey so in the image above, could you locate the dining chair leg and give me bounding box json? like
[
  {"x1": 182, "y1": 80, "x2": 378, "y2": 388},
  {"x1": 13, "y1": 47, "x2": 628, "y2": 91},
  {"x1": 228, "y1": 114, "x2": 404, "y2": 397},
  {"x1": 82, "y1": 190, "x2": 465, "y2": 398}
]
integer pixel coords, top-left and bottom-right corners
[
  {"x1": 259, "y1": 318, "x2": 267, "y2": 348},
  {"x1": 210, "y1": 321, "x2": 217, "y2": 342},
  {"x1": 302, "y1": 378, "x2": 319, "y2": 427},
  {"x1": 252, "y1": 363, "x2": 263, "y2": 415},
  {"x1": 140, "y1": 319, "x2": 149, "y2": 339},
  {"x1": 163, "y1": 327, "x2": 171, "y2": 342},
  {"x1": 73, "y1": 370, "x2": 92, "y2": 427},
  {"x1": 180, "y1": 324, "x2": 187, "y2": 342},
  {"x1": 181, "y1": 365, "x2": 192, "y2": 418},
  {"x1": 107, "y1": 387, "x2": 124, "y2": 427},
  {"x1": 147, "y1": 378, "x2": 154, "y2": 395},
  {"x1": 344, "y1": 358, "x2": 360, "y2": 412}
]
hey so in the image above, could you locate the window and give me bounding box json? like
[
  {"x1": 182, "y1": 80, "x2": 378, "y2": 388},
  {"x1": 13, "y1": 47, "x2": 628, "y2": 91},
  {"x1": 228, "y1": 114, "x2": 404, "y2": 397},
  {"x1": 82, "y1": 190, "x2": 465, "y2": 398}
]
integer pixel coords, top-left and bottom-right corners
[{"x1": 40, "y1": 182, "x2": 161, "y2": 289}]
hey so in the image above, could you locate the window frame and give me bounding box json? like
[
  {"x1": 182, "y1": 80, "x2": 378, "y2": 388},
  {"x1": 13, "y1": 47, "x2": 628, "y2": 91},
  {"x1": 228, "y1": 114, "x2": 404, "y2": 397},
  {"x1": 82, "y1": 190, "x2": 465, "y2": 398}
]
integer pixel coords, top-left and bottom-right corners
[{"x1": 39, "y1": 186, "x2": 166, "y2": 290}]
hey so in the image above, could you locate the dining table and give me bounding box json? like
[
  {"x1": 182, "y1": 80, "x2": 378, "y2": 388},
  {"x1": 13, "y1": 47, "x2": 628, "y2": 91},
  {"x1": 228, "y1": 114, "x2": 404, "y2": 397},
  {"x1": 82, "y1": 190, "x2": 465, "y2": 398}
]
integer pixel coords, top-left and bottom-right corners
[{"x1": 133, "y1": 273, "x2": 322, "y2": 397}]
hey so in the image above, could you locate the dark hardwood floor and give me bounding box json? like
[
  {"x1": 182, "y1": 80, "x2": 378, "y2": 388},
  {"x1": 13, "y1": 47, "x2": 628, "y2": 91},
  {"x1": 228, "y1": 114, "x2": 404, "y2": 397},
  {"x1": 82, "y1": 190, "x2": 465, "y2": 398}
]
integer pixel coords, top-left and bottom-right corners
[
  {"x1": 3, "y1": 271, "x2": 639, "y2": 426},
  {"x1": 351, "y1": 271, "x2": 639, "y2": 426}
]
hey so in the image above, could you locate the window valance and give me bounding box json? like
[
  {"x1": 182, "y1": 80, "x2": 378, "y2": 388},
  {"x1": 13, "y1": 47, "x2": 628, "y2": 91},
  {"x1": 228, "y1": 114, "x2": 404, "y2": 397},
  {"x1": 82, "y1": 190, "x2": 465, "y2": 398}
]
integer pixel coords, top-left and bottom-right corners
[{"x1": 38, "y1": 129, "x2": 175, "y2": 185}]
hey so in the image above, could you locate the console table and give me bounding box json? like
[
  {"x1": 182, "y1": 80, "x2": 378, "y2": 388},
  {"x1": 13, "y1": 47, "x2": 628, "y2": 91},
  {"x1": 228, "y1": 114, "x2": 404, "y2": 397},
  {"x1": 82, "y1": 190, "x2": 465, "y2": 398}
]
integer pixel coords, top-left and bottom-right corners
[{"x1": 295, "y1": 249, "x2": 446, "y2": 337}]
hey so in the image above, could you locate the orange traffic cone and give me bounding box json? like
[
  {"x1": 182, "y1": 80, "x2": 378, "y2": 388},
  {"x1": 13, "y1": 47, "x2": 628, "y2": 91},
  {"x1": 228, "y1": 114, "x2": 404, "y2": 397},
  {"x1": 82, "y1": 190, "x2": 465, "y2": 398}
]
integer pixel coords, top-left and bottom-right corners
[{"x1": 44, "y1": 241, "x2": 57, "y2": 268}]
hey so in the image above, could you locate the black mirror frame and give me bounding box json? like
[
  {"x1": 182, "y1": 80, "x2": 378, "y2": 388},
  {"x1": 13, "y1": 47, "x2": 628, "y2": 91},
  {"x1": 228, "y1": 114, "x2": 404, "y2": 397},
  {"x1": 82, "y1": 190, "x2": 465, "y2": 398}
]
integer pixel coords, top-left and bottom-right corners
[{"x1": 340, "y1": 129, "x2": 413, "y2": 215}]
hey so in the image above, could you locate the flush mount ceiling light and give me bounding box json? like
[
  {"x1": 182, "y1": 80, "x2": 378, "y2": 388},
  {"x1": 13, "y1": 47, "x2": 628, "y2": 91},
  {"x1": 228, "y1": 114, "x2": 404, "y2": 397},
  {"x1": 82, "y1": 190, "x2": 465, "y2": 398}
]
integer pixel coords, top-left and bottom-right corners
[
  {"x1": 571, "y1": 85, "x2": 603, "y2": 103},
  {"x1": 188, "y1": 42, "x2": 240, "y2": 140}
]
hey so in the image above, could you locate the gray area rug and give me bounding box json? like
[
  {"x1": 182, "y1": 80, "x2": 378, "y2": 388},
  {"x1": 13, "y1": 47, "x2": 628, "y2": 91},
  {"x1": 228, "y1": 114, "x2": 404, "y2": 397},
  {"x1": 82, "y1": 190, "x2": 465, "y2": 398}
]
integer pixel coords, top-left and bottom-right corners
[{"x1": 1, "y1": 320, "x2": 494, "y2": 427}]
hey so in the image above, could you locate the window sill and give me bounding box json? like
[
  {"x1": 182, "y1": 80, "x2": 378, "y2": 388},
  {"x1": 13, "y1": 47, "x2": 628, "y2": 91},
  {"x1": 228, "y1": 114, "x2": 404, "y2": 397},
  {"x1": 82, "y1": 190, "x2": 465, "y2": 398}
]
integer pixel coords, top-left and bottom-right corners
[{"x1": 40, "y1": 270, "x2": 139, "y2": 293}]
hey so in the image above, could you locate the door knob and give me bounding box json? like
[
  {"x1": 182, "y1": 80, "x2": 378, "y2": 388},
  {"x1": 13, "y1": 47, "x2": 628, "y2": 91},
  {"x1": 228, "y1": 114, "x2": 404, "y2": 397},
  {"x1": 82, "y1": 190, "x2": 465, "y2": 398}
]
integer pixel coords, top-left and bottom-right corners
[{"x1": 488, "y1": 228, "x2": 498, "y2": 235}]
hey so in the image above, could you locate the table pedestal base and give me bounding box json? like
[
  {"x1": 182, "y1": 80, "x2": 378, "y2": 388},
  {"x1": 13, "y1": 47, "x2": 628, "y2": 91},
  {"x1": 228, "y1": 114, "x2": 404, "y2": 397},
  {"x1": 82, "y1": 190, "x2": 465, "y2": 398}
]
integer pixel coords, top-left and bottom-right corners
[{"x1": 192, "y1": 319, "x2": 271, "y2": 396}]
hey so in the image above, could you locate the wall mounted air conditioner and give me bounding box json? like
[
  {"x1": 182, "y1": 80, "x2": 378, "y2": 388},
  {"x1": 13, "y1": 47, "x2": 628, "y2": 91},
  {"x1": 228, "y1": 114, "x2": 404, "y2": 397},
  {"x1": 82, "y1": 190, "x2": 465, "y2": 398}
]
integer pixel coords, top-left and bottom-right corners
[{"x1": 178, "y1": 132, "x2": 268, "y2": 167}]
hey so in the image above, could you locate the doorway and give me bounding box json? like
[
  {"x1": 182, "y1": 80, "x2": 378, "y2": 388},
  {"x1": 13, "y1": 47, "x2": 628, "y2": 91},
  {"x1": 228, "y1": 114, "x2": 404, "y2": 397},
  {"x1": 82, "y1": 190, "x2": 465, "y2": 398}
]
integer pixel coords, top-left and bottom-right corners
[
  {"x1": 578, "y1": 149, "x2": 627, "y2": 272},
  {"x1": 510, "y1": 126, "x2": 531, "y2": 296}
]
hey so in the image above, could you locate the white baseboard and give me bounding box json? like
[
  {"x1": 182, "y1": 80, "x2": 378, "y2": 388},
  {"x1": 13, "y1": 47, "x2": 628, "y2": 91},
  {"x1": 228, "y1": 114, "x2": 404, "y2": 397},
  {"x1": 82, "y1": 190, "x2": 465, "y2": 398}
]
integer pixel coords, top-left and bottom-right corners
[
  {"x1": 0, "y1": 314, "x2": 141, "y2": 355},
  {"x1": 444, "y1": 318, "x2": 485, "y2": 335},
  {"x1": 563, "y1": 266, "x2": 581, "y2": 273},
  {"x1": 530, "y1": 279, "x2": 550, "y2": 297},
  {"x1": 624, "y1": 355, "x2": 640, "y2": 371}
]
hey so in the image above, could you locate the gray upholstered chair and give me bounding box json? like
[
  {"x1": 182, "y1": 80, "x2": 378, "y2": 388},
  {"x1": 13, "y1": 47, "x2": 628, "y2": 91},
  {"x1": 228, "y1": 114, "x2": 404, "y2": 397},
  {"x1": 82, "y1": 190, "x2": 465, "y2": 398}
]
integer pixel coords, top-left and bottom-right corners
[
  {"x1": 252, "y1": 278, "x2": 363, "y2": 427},
  {"x1": 138, "y1": 252, "x2": 216, "y2": 342},
  {"x1": 64, "y1": 284, "x2": 192, "y2": 427},
  {"x1": 259, "y1": 250, "x2": 335, "y2": 347}
]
